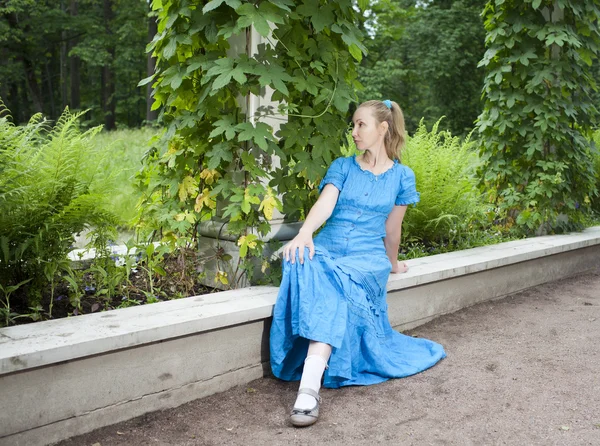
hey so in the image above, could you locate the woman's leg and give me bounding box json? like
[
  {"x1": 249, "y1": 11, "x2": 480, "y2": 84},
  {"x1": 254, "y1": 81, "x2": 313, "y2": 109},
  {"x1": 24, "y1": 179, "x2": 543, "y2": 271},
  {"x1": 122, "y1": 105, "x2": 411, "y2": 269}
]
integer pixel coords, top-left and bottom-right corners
[{"x1": 293, "y1": 341, "x2": 332, "y2": 410}]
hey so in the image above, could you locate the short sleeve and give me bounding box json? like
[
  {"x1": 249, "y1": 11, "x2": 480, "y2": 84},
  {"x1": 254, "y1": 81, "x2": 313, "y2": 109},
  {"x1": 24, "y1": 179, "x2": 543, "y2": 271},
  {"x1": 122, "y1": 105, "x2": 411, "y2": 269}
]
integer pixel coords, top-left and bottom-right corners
[
  {"x1": 395, "y1": 166, "x2": 420, "y2": 206},
  {"x1": 318, "y1": 157, "x2": 347, "y2": 193}
]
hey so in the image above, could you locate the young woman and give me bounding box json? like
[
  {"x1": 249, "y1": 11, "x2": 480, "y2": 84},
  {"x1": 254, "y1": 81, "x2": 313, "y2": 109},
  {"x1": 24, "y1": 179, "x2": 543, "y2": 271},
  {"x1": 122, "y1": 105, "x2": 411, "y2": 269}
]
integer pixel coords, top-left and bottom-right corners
[{"x1": 269, "y1": 100, "x2": 446, "y2": 427}]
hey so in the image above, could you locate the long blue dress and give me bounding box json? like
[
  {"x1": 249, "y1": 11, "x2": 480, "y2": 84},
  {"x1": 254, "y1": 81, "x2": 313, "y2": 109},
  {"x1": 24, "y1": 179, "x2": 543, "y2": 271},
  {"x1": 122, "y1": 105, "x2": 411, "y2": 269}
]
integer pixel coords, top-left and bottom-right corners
[{"x1": 270, "y1": 155, "x2": 446, "y2": 388}]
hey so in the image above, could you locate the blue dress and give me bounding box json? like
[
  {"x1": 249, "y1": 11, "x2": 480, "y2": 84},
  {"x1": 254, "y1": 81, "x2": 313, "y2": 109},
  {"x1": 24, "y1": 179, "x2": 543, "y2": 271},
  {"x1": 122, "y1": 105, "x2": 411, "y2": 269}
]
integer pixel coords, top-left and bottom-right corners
[{"x1": 270, "y1": 156, "x2": 446, "y2": 388}]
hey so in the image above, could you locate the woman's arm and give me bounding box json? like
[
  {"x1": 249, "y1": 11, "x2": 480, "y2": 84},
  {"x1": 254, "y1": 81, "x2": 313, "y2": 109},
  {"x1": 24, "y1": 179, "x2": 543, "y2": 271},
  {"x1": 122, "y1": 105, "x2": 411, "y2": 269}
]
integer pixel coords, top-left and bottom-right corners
[
  {"x1": 385, "y1": 205, "x2": 408, "y2": 273},
  {"x1": 284, "y1": 183, "x2": 340, "y2": 264}
]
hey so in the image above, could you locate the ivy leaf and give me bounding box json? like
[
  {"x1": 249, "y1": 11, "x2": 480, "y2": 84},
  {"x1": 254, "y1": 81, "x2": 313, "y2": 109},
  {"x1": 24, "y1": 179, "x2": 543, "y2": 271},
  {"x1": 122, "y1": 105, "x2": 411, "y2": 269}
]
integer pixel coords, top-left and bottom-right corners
[
  {"x1": 178, "y1": 176, "x2": 198, "y2": 202},
  {"x1": 199, "y1": 169, "x2": 221, "y2": 185},
  {"x1": 349, "y1": 44, "x2": 363, "y2": 63},
  {"x1": 241, "y1": 187, "x2": 261, "y2": 214},
  {"x1": 241, "y1": 151, "x2": 264, "y2": 178},
  {"x1": 194, "y1": 188, "x2": 216, "y2": 212},
  {"x1": 138, "y1": 73, "x2": 157, "y2": 87},
  {"x1": 209, "y1": 116, "x2": 238, "y2": 140},
  {"x1": 294, "y1": 151, "x2": 324, "y2": 182},
  {"x1": 206, "y1": 142, "x2": 233, "y2": 169},
  {"x1": 578, "y1": 48, "x2": 594, "y2": 66},
  {"x1": 236, "y1": 122, "x2": 275, "y2": 151},
  {"x1": 357, "y1": 0, "x2": 370, "y2": 11},
  {"x1": 202, "y1": 0, "x2": 241, "y2": 14},
  {"x1": 331, "y1": 23, "x2": 367, "y2": 58},
  {"x1": 254, "y1": 63, "x2": 292, "y2": 95},
  {"x1": 236, "y1": 4, "x2": 271, "y2": 37},
  {"x1": 237, "y1": 234, "x2": 258, "y2": 258},
  {"x1": 205, "y1": 58, "x2": 248, "y2": 89},
  {"x1": 267, "y1": 0, "x2": 294, "y2": 12},
  {"x1": 163, "y1": 38, "x2": 177, "y2": 59},
  {"x1": 259, "y1": 188, "x2": 281, "y2": 220},
  {"x1": 311, "y1": 5, "x2": 334, "y2": 33}
]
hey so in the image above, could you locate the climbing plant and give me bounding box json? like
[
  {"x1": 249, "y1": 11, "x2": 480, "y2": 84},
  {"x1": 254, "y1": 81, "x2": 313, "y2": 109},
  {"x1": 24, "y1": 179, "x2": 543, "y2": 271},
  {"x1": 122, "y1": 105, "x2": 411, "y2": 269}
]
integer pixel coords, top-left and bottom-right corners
[
  {"x1": 139, "y1": 0, "x2": 366, "y2": 285},
  {"x1": 477, "y1": 0, "x2": 600, "y2": 234}
]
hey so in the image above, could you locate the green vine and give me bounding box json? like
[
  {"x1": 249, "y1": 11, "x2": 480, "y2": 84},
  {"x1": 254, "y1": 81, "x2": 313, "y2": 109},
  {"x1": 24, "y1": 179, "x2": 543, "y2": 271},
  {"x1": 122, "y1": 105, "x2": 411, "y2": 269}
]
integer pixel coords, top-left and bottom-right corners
[
  {"x1": 139, "y1": 0, "x2": 366, "y2": 286},
  {"x1": 477, "y1": 0, "x2": 600, "y2": 234}
]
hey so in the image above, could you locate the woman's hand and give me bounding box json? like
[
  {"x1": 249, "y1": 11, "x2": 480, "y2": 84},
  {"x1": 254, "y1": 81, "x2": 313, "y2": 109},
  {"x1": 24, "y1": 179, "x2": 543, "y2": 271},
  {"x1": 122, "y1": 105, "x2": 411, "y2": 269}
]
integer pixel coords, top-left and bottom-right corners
[
  {"x1": 391, "y1": 260, "x2": 409, "y2": 274},
  {"x1": 283, "y1": 229, "x2": 314, "y2": 265}
]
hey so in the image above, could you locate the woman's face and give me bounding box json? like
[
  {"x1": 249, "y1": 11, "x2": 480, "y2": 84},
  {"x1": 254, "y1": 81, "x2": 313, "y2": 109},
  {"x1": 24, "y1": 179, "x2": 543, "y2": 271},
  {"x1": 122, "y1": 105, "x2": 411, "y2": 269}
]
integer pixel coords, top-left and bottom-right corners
[{"x1": 351, "y1": 107, "x2": 387, "y2": 152}]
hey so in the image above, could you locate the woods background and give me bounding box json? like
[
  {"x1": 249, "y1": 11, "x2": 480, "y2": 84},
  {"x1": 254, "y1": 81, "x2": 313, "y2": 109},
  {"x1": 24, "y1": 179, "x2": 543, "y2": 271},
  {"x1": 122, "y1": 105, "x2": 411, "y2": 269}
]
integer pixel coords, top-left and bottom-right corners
[
  {"x1": 0, "y1": 0, "x2": 157, "y2": 129},
  {"x1": 2, "y1": 0, "x2": 599, "y2": 135},
  {"x1": 1, "y1": 0, "x2": 488, "y2": 134}
]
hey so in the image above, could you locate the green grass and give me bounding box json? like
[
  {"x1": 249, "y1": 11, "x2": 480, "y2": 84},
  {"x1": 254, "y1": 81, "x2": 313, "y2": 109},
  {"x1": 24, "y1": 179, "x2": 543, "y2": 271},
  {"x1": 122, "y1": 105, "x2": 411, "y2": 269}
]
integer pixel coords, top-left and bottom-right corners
[{"x1": 90, "y1": 127, "x2": 158, "y2": 226}]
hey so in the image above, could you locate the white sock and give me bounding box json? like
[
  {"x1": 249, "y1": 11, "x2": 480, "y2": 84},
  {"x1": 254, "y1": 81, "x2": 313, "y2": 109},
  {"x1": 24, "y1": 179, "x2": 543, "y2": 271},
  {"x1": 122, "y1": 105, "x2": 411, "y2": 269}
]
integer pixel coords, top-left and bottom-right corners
[{"x1": 294, "y1": 355, "x2": 327, "y2": 410}]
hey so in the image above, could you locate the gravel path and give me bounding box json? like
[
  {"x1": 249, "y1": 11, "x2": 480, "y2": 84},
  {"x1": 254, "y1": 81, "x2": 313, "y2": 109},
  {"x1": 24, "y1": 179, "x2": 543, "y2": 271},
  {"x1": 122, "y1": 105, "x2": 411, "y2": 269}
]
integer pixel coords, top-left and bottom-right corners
[{"x1": 59, "y1": 267, "x2": 600, "y2": 446}]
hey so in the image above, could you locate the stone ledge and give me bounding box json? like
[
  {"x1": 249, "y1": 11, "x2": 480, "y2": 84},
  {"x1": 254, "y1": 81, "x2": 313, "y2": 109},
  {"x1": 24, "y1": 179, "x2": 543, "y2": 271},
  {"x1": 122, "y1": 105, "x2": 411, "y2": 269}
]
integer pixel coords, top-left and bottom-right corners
[{"x1": 2, "y1": 226, "x2": 600, "y2": 376}]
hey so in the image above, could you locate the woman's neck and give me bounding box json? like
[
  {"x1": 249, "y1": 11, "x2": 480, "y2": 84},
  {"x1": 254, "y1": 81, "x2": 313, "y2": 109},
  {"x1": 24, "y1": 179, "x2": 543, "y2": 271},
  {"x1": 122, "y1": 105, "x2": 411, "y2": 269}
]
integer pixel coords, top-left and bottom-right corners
[{"x1": 363, "y1": 147, "x2": 390, "y2": 167}]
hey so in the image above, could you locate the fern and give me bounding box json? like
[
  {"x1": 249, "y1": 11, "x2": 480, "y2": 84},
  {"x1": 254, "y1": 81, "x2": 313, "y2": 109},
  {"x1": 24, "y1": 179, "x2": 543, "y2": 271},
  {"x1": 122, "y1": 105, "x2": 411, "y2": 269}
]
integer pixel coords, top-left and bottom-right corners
[
  {"x1": 0, "y1": 103, "x2": 120, "y2": 317},
  {"x1": 402, "y1": 119, "x2": 487, "y2": 244}
]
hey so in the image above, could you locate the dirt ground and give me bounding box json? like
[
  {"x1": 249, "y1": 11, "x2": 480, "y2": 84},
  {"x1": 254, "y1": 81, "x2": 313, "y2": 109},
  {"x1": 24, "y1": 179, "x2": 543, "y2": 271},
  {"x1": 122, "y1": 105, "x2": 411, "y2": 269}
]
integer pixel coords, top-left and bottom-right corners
[{"x1": 58, "y1": 267, "x2": 600, "y2": 446}]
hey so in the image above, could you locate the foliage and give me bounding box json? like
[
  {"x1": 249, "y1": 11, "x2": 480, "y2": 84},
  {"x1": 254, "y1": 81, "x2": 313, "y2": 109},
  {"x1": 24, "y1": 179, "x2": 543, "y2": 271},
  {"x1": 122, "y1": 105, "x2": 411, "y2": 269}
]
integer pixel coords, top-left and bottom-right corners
[
  {"x1": 0, "y1": 0, "x2": 150, "y2": 127},
  {"x1": 3, "y1": 240, "x2": 213, "y2": 326},
  {"x1": 357, "y1": 0, "x2": 487, "y2": 135},
  {"x1": 90, "y1": 127, "x2": 158, "y2": 224},
  {"x1": 477, "y1": 1, "x2": 600, "y2": 235},
  {"x1": 140, "y1": 0, "x2": 366, "y2": 286},
  {"x1": 0, "y1": 102, "x2": 119, "y2": 320},
  {"x1": 400, "y1": 120, "x2": 493, "y2": 245},
  {"x1": 591, "y1": 129, "x2": 600, "y2": 213}
]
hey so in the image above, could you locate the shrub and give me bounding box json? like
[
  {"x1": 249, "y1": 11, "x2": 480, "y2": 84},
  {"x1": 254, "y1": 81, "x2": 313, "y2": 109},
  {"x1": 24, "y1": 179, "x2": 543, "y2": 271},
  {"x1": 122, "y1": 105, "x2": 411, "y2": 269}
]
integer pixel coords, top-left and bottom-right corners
[
  {"x1": 401, "y1": 119, "x2": 490, "y2": 245},
  {"x1": 0, "y1": 104, "x2": 119, "y2": 325}
]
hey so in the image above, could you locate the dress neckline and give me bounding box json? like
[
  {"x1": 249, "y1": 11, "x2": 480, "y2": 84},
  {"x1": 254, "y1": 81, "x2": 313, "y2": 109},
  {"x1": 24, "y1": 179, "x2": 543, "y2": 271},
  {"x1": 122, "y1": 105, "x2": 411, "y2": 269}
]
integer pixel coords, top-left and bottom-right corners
[{"x1": 353, "y1": 155, "x2": 398, "y2": 179}]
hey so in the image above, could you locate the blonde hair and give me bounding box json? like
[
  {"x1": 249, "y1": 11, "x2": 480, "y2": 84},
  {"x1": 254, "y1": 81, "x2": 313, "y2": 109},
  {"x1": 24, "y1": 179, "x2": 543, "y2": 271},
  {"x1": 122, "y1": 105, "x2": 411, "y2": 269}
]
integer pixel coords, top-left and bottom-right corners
[{"x1": 357, "y1": 100, "x2": 406, "y2": 161}]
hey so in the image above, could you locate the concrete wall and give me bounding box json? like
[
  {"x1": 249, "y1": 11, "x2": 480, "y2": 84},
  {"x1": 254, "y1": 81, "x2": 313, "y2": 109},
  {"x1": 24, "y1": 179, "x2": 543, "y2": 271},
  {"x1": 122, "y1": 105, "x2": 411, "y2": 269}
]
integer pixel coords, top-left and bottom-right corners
[{"x1": 1, "y1": 227, "x2": 599, "y2": 446}]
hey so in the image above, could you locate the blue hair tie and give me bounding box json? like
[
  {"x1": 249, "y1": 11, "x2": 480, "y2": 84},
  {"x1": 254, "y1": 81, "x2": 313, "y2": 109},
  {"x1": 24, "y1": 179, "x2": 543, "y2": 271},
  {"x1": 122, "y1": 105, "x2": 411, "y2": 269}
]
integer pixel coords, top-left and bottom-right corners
[{"x1": 382, "y1": 99, "x2": 392, "y2": 109}]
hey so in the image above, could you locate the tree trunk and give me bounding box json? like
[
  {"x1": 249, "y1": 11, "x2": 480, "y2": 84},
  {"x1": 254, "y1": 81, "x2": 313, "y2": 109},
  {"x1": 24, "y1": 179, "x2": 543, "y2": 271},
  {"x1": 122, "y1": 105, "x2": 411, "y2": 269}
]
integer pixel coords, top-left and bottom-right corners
[
  {"x1": 60, "y1": 0, "x2": 68, "y2": 109},
  {"x1": 5, "y1": 12, "x2": 43, "y2": 113},
  {"x1": 45, "y1": 59, "x2": 56, "y2": 118},
  {"x1": 69, "y1": 0, "x2": 81, "y2": 109},
  {"x1": 146, "y1": 10, "x2": 158, "y2": 122},
  {"x1": 22, "y1": 56, "x2": 44, "y2": 113},
  {"x1": 102, "y1": 0, "x2": 116, "y2": 130},
  {"x1": 8, "y1": 82, "x2": 20, "y2": 123}
]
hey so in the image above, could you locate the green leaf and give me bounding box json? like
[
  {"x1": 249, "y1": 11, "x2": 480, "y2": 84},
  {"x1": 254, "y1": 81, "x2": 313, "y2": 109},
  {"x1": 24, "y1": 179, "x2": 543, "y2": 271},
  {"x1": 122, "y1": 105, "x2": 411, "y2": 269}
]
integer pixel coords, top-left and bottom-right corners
[
  {"x1": 532, "y1": 0, "x2": 542, "y2": 10},
  {"x1": 331, "y1": 23, "x2": 367, "y2": 57},
  {"x1": 254, "y1": 63, "x2": 292, "y2": 95},
  {"x1": 206, "y1": 142, "x2": 233, "y2": 169},
  {"x1": 202, "y1": 0, "x2": 241, "y2": 14},
  {"x1": 268, "y1": 0, "x2": 294, "y2": 12},
  {"x1": 236, "y1": 122, "x2": 275, "y2": 151},
  {"x1": 357, "y1": 0, "x2": 370, "y2": 11},
  {"x1": 237, "y1": 4, "x2": 272, "y2": 37},
  {"x1": 311, "y1": 5, "x2": 334, "y2": 33},
  {"x1": 138, "y1": 73, "x2": 157, "y2": 87},
  {"x1": 163, "y1": 38, "x2": 177, "y2": 60},
  {"x1": 209, "y1": 116, "x2": 238, "y2": 140},
  {"x1": 349, "y1": 44, "x2": 363, "y2": 62}
]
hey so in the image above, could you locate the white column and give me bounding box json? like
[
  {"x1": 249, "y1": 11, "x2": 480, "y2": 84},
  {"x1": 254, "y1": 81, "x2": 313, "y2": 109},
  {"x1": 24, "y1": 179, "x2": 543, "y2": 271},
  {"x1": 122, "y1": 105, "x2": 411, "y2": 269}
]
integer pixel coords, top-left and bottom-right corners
[{"x1": 198, "y1": 26, "x2": 300, "y2": 289}]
